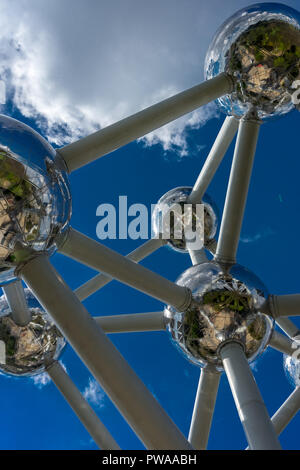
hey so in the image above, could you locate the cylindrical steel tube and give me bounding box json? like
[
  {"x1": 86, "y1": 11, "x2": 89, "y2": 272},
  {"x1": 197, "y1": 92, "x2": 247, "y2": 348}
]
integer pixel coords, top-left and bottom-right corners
[
  {"x1": 220, "y1": 341, "x2": 281, "y2": 450},
  {"x1": 215, "y1": 119, "x2": 261, "y2": 265},
  {"x1": 188, "y1": 368, "x2": 220, "y2": 449},
  {"x1": 2, "y1": 280, "x2": 31, "y2": 326},
  {"x1": 60, "y1": 228, "x2": 191, "y2": 311},
  {"x1": 20, "y1": 255, "x2": 192, "y2": 450},
  {"x1": 59, "y1": 74, "x2": 233, "y2": 172},
  {"x1": 94, "y1": 312, "x2": 165, "y2": 333},
  {"x1": 188, "y1": 116, "x2": 238, "y2": 203},
  {"x1": 47, "y1": 361, "x2": 120, "y2": 450},
  {"x1": 74, "y1": 238, "x2": 165, "y2": 301}
]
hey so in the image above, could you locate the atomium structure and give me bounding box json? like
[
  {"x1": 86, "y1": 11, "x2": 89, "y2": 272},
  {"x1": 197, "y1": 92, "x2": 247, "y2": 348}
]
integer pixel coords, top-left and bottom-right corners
[{"x1": 0, "y1": 2, "x2": 299, "y2": 450}]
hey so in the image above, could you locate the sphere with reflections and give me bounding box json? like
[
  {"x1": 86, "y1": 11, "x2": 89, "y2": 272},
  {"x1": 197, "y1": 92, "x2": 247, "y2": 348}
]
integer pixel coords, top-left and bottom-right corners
[
  {"x1": 283, "y1": 345, "x2": 300, "y2": 388},
  {"x1": 165, "y1": 262, "x2": 273, "y2": 369},
  {"x1": 152, "y1": 187, "x2": 218, "y2": 253},
  {"x1": 0, "y1": 115, "x2": 71, "y2": 284},
  {"x1": 0, "y1": 288, "x2": 65, "y2": 376},
  {"x1": 205, "y1": 3, "x2": 300, "y2": 119}
]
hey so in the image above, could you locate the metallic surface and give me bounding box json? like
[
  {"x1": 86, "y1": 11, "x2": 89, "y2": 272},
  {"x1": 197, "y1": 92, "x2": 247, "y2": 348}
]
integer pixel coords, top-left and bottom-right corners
[
  {"x1": 2, "y1": 279, "x2": 31, "y2": 326},
  {"x1": 269, "y1": 330, "x2": 295, "y2": 356},
  {"x1": 20, "y1": 254, "x2": 193, "y2": 450},
  {"x1": 0, "y1": 288, "x2": 65, "y2": 376},
  {"x1": 60, "y1": 227, "x2": 191, "y2": 312},
  {"x1": 188, "y1": 248, "x2": 208, "y2": 266},
  {"x1": 271, "y1": 386, "x2": 300, "y2": 435},
  {"x1": 152, "y1": 186, "x2": 218, "y2": 253},
  {"x1": 220, "y1": 341, "x2": 281, "y2": 449},
  {"x1": 58, "y1": 73, "x2": 233, "y2": 173},
  {"x1": 188, "y1": 116, "x2": 239, "y2": 204},
  {"x1": 74, "y1": 238, "x2": 165, "y2": 301},
  {"x1": 0, "y1": 115, "x2": 71, "y2": 283},
  {"x1": 205, "y1": 3, "x2": 300, "y2": 119},
  {"x1": 276, "y1": 317, "x2": 300, "y2": 339},
  {"x1": 94, "y1": 312, "x2": 166, "y2": 334},
  {"x1": 47, "y1": 361, "x2": 120, "y2": 450},
  {"x1": 188, "y1": 367, "x2": 220, "y2": 449},
  {"x1": 268, "y1": 294, "x2": 300, "y2": 318},
  {"x1": 165, "y1": 261, "x2": 273, "y2": 369},
  {"x1": 215, "y1": 118, "x2": 260, "y2": 265}
]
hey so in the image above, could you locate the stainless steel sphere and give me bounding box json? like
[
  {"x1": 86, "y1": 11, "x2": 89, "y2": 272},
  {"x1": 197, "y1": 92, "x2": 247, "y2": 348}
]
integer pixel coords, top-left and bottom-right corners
[
  {"x1": 205, "y1": 3, "x2": 300, "y2": 119},
  {"x1": 0, "y1": 288, "x2": 65, "y2": 376},
  {"x1": 0, "y1": 115, "x2": 71, "y2": 283},
  {"x1": 152, "y1": 186, "x2": 218, "y2": 253},
  {"x1": 165, "y1": 262, "x2": 273, "y2": 369}
]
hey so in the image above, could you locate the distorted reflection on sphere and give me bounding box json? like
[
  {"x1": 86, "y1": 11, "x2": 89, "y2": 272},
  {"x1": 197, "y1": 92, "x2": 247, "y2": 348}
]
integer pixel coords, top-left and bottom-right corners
[
  {"x1": 152, "y1": 187, "x2": 218, "y2": 253},
  {"x1": 283, "y1": 348, "x2": 300, "y2": 388},
  {"x1": 0, "y1": 288, "x2": 65, "y2": 376},
  {"x1": 0, "y1": 115, "x2": 71, "y2": 283},
  {"x1": 205, "y1": 3, "x2": 300, "y2": 119},
  {"x1": 165, "y1": 262, "x2": 273, "y2": 369}
]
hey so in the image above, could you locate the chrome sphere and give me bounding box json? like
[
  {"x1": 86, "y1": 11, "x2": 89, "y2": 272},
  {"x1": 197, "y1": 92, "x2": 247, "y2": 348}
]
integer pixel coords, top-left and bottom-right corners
[
  {"x1": 283, "y1": 343, "x2": 300, "y2": 388},
  {"x1": 152, "y1": 186, "x2": 218, "y2": 253},
  {"x1": 205, "y1": 3, "x2": 300, "y2": 119},
  {"x1": 165, "y1": 262, "x2": 273, "y2": 369},
  {"x1": 0, "y1": 115, "x2": 71, "y2": 283},
  {"x1": 0, "y1": 288, "x2": 65, "y2": 376}
]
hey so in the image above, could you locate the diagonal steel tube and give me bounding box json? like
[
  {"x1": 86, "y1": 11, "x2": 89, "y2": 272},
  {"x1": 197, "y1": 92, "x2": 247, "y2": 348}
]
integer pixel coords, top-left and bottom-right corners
[
  {"x1": 188, "y1": 367, "x2": 220, "y2": 450},
  {"x1": 215, "y1": 118, "x2": 261, "y2": 265},
  {"x1": 74, "y1": 238, "x2": 166, "y2": 301},
  {"x1": 276, "y1": 317, "x2": 300, "y2": 340},
  {"x1": 20, "y1": 255, "x2": 192, "y2": 450},
  {"x1": 266, "y1": 294, "x2": 300, "y2": 319},
  {"x1": 94, "y1": 312, "x2": 165, "y2": 333},
  {"x1": 47, "y1": 361, "x2": 120, "y2": 450},
  {"x1": 269, "y1": 330, "x2": 295, "y2": 357},
  {"x1": 57, "y1": 73, "x2": 233, "y2": 173},
  {"x1": 271, "y1": 387, "x2": 300, "y2": 436},
  {"x1": 2, "y1": 279, "x2": 31, "y2": 326},
  {"x1": 59, "y1": 228, "x2": 191, "y2": 311},
  {"x1": 205, "y1": 238, "x2": 217, "y2": 255},
  {"x1": 188, "y1": 248, "x2": 208, "y2": 266},
  {"x1": 188, "y1": 116, "x2": 238, "y2": 204},
  {"x1": 220, "y1": 341, "x2": 281, "y2": 449},
  {"x1": 246, "y1": 387, "x2": 300, "y2": 449}
]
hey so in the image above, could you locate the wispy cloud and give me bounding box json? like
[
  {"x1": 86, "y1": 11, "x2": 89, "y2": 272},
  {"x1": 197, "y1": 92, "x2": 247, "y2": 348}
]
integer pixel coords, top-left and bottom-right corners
[
  {"x1": 0, "y1": 0, "x2": 274, "y2": 155},
  {"x1": 31, "y1": 372, "x2": 51, "y2": 389},
  {"x1": 240, "y1": 227, "x2": 275, "y2": 244},
  {"x1": 30, "y1": 361, "x2": 67, "y2": 389},
  {"x1": 83, "y1": 378, "x2": 105, "y2": 409}
]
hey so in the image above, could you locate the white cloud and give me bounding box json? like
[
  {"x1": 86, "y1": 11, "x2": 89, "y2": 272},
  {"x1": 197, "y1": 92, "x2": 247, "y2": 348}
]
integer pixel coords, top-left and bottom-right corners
[
  {"x1": 240, "y1": 227, "x2": 275, "y2": 244},
  {"x1": 0, "y1": 0, "x2": 297, "y2": 154},
  {"x1": 83, "y1": 378, "x2": 105, "y2": 408},
  {"x1": 31, "y1": 371, "x2": 51, "y2": 389},
  {"x1": 30, "y1": 361, "x2": 67, "y2": 389}
]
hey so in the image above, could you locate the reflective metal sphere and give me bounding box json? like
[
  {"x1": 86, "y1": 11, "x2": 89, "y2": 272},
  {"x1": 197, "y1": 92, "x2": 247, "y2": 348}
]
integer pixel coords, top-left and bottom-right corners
[
  {"x1": 0, "y1": 288, "x2": 65, "y2": 376},
  {"x1": 152, "y1": 187, "x2": 218, "y2": 253},
  {"x1": 283, "y1": 344, "x2": 300, "y2": 388},
  {"x1": 205, "y1": 3, "x2": 300, "y2": 119},
  {"x1": 0, "y1": 115, "x2": 71, "y2": 283},
  {"x1": 165, "y1": 262, "x2": 273, "y2": 369}
]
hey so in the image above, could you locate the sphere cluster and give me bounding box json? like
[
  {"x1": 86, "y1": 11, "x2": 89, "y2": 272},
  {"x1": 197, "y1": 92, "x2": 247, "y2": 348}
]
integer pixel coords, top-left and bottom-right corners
[
  {"x1": 165, "y1": 262, "x2": 273, "y2": 369},
  {"x1": 205, "y1": 3, "x2": 300, "y2": 119},
  {"x1": 152, "y1": 186, "x2": 218, "y2": 253},
  {"x1": 0, "y1": 289, "x2": 65, "y2": 376},
  {"x1": 0, "y1": 115, "x2": 71, "y2": 283}
]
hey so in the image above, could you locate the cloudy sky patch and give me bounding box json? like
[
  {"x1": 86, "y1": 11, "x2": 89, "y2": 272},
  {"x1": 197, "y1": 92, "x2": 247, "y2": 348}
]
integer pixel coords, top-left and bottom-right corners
[{"x1": 1, "y1": 0, "x2": 297, "y2": 152}]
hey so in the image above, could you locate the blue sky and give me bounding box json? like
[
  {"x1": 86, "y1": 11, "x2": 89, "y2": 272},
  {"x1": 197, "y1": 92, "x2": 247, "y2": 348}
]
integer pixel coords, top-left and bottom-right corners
[{"x1": 0, "y1": 0, "x2": 299, "y2": 450}]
